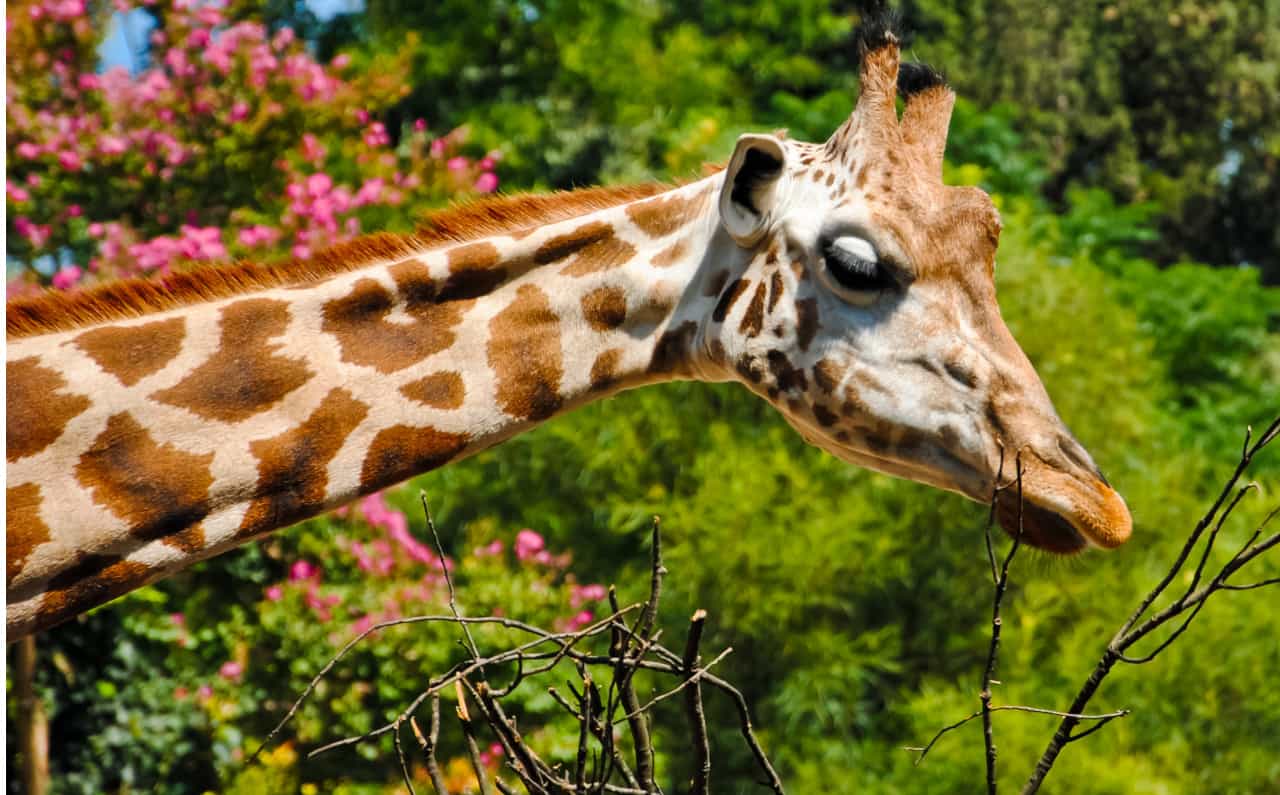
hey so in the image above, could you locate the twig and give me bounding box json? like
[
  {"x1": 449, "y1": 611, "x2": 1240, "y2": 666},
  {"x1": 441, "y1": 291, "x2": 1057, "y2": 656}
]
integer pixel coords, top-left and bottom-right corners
[
  {"x1": 905, "y1": 705, "x2": 1130, "y2": 765},
  {"x1": 980, "y1": 454, "x2": 1025, "y2": 793},
  {"x1": 457, "y1": 682, "x2": 494, "y2": 795},
  {"x1": 411, "y1": 696, "x2": 450, "y2": 795},
  {"x1": 683, "y1": 609, "x2": 711, "y2": 795},
  {"x1": 1022, "y1": 415, "x2": 1280, "y2": 793},
  {"x1": 629, "y1": 518, "x2": 665, "y2": 791},
  {"x1": 422, "y1": 491, "x2": 481, "y2": 662},
  {"x1": 254, "y1": 510, "x2": 786, "y2": 794}
]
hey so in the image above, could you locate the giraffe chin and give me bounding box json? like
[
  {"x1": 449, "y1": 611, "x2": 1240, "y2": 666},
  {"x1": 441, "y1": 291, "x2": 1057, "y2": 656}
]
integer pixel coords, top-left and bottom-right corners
[
  {"x1": 993, "y1": 479, "x2": 1134, "y2": 555},
  {"x1": 994, "y1": 496, "x2": 1089, "y2": 555}
]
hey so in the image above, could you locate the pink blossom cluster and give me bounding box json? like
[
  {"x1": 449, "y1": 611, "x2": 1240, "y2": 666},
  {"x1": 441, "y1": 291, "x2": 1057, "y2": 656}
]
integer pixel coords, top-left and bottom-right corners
[
  {"x1": 261, "y1": 558, "x2": 344, "y2": 622},
  {"x1": 7, "y1": 0, "x2": 502, "y2": 289},
  {"x1": 514, "y1": 528, "x2": 572, "y2": 568},
  {"x1": 569, "y1": 583, "x2": 608, "y2": 608},
  {"x1": 478, "y1": 742, "x2": 505, "y2": 768}
]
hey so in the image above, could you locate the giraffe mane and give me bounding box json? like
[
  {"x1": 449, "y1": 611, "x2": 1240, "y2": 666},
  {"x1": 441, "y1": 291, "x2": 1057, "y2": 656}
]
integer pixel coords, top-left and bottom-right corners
[{"x1": 6, "y1": 182, "x2": 672, "y2": 338}]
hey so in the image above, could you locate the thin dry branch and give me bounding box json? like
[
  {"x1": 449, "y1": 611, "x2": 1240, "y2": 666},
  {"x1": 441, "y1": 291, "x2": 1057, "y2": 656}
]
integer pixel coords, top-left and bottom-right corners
[
  {"x1": 252, "y1": 509, "x2": 785, "y2": 794},
  {"x1": 909, "y1": 415, "x2": 1278, "y2": 795}
]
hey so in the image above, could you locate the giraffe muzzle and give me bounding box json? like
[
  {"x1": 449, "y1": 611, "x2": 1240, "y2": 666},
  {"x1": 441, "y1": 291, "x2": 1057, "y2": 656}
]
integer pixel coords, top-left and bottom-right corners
[{"x1": 993, "y1": 454, "x2": 1133, "y2": 553}]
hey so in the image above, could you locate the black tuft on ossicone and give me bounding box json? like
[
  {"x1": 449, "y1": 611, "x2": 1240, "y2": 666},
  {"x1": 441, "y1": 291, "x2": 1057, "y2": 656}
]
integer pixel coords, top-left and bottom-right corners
[
  {"x1": 854, "y1": 3, "x2": 902, "y2": 58},
  {"x1": 897, "y1": 61, "x2": 947, "y2": 98}
]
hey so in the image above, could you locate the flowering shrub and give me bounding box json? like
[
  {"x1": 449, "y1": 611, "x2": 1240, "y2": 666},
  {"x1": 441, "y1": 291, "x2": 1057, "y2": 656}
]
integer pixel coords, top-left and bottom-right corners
[
  {"x1": 6, "y1": 0, "x2": 500, "y2": 292},
  {"x1": 152, "y1": 498, "x2": 610, "y2": 790}
]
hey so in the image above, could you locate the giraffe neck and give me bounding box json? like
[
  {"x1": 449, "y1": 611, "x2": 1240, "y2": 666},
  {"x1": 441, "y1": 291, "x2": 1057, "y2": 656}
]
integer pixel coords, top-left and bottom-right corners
[{"x1": 6, "y1": 178, "x2": 730, "y2": 638}]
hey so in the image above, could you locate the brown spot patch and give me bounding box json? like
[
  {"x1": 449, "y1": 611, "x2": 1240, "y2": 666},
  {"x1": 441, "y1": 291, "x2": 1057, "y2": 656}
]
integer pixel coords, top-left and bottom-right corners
[
  {"x1": 320, "y1": 264, "x2": 470, "y2": 375},
  {"x1": 74, "y1": 317, "x2": 186, "y2": 387},
  {"x1": 767, "y1": 271, "x2": 785, "y2": 313},
  {"x1": 488, "y1": 284, "x2": 564, "y2": 421},
  {"x1": 813, "y1": 358, "x2": 842, "y2": 394},
  {"x1": 360, "y1": 424, "x2": 469, "y2": 493},
  {"x1": 443, "y1": 242, "x2": 508, "y2": 299},
  {"x1": 581, "y1": 286, "x2": 628, "y2": 331},
  {"x1": 712, "y1": 278, "x2": 749, "y2": 323},
  {"x1": 153, "y1": 299, "x2": 312, "y2": 422},
  {"x1": 401, "y1": 371, "x2": 466, "y2": 410},
  {"x1": 766, "y1": 351, "x2": 807, "y2": 393},
  {"x1": 738, "y1": 281, "x2": 767, "y2": 337},
  {"x1": 649, "y1": 321, "x2": 697, "y2": 376},
  {"x1": 535, "y1": 221, "x2": 636, "y2": 277},
  {"x1": 36, "y1": 554, "x2": 152, "y2": 633},
  {"x1": 7, "y1": 357, "x2": 92, "y2": 462},
  {"x1": 651, "y1": 239, "x2": 687, "y2": 268},
  {"x1": 736, "y1": 354, "x2": 764, "y2": 384},
  {"x1": 813, "y1": 404, "x2": 839, "y2": 427},
  {"x1": 7, "y1": 483, "x2": 50, "y2": 585},
  {"x1": 589, "y1": 348, "x2": 624, "y2": 391},
  {"x1": 75, "y1": 412, "x2": 216, "y2": 545},
  {"x1": 795, "y1": 298, "x2": 820, "y2": 350},
  {"x1": 625, "y1": 191, "x2": 698, "y2": 238},
  {"x1": 240, "y1": 388, "x2": 370, "y2": 537}
]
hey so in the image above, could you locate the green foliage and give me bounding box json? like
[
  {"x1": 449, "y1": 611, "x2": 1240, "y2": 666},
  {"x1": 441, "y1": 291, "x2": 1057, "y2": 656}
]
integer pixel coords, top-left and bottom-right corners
[{"x1": 9, "y1": 2, "x2": 1280, "y2": 793}]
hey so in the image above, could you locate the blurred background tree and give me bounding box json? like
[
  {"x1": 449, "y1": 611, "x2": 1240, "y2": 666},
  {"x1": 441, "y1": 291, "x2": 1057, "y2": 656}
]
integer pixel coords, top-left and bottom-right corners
[{"x1": 7, "y1": 1, "x2": 1280, "y2": 793}]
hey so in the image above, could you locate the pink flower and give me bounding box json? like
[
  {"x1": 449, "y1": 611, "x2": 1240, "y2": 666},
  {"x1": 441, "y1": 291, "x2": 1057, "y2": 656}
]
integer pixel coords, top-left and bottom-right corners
[
  {"x1": 196, "y1": 684, "x2": 213, "y2": 702},
  {"x1": 228, "y1": 101, "x2": 250, "y2": 122},
  {"x1": 88, "y1": 222, "x2": 104, "y2": 237},
  {"x1": 265, "y1": 585, "x2": 283, "y2": 601},
  {"x1": 515, "y1": 529, "x2": 545, "y2": 562},
  {"x1": 475, "y1": 172, "x2": 499, "y2": 193},
  {"x1": 169, "y1": 612, "x2": 185, "y2": 627},
  {"x1": 568, "y1": 610, "x2": 594, "y2": 631},
  {"x1": 474, "y1": 539, "x2": 504, "y2": 557},
  {"x1": 363, "y1": 121, "x2": 390, "y2": 147},
  {"x1": 57, "y1": 150, "x2": 83, "y2": 171},
  {"x1": 66, "y1": 204, "x2": 82, "y2": 217},
  {"x1": 26, "y1": 174, "x2": 41, "y2": 187},
  {"x1": 289, "y1": 560, "x2": 317, "y2": 582},
  {"x1": 355, "y1": 109, "x2": 369, "y2": 125},
  {"x1": 300, "y1": 132, "x2": 326, "y2": 163},
  {"x1": 15, "y1": 218, "x2": 51, "y2": 248},
  {"x1": 6, "y1": 181, "x2": 31, "y2": 203},
  {"x1": 430, "y1": 139, "x2": 446, "y2": 158},
  {"x1": 237, "y1": 225, "x2": 280, "y2": 248},
  {"x1": 98, "y1": 135, "x2": 127, "y2": 155},
  {"x1": 330, "y1": 53, "x2": 351, "y2": 69},
  {"x1": 186, "y1": 28, "x2": 210, "y2": 49},
  {"x1": 447, "y1": 156, "x2": 468, "y2": 172},
  {"x1": 77, "y1": 73, "x2": 100, "y2": 91},
  {"x1": 272, "y1": 26, "x2": 296, "y2": 50},
  {"x1": 195, "y1": 6, "x2": 223, "y2": 25},
  {"x1": 306, "y1": 172, "x2": 333, "y2": 196},
  {"x1": 218, "y1": 661, "x2": 243, "y2": 681},
  {"x1": 353, "y1": 177, "x2": 383, "y2": 206},
  {"x1": 413, "y1": 118, "x2": 427, "y2": 132},
  {"x1": 570, "y1": 584, "x2": 607, "y2": 608}
]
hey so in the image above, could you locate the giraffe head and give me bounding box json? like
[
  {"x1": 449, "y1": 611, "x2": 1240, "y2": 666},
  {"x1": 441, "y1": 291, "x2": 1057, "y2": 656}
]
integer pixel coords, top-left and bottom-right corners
[{"x1": 700, "y1": 23, "x2": 1131, "y2": 553}]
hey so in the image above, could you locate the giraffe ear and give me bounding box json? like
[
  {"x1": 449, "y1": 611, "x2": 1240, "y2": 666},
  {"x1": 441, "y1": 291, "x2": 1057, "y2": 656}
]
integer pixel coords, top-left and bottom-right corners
[{"x1": 719, "y1": 134, "x2": 786, "y2": 247}]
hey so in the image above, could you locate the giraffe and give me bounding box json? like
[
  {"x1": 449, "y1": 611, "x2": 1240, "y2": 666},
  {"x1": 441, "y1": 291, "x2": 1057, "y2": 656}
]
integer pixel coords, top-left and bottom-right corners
[{"x1": 5, "y1": 22, "x2": 1131, "y2": 641}]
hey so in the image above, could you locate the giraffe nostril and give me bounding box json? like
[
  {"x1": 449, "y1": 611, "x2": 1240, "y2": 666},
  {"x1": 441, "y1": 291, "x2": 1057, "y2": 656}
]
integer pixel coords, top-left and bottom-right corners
[{"x1": 1056, "y1": 434, "x2": 1100, "y2": 479}]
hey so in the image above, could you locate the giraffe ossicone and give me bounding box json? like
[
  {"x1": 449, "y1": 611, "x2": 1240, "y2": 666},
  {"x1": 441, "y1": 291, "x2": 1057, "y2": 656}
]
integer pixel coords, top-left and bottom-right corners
[{"x1": 5, "y1": 24, "x2": 1131, "y2": 640}]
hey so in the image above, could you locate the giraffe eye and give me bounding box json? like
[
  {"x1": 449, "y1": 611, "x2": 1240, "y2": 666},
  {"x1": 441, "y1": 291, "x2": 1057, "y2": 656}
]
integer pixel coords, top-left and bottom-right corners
[{"x1": 822, "y1": 236, "x2": 896, "y2": 298}]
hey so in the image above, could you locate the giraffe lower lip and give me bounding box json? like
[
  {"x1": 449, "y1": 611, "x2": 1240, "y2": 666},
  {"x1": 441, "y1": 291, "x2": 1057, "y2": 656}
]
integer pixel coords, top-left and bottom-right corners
[{"x1": 995, "y1": 495, "x2": 1088, "y2": 554}]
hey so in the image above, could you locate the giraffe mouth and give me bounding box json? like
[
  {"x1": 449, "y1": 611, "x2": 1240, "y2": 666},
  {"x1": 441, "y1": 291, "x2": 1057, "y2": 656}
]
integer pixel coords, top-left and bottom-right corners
[{"x1": 994, "y1": 493, "x2": 1088, "y2": 554}]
